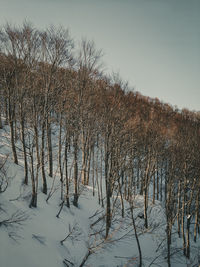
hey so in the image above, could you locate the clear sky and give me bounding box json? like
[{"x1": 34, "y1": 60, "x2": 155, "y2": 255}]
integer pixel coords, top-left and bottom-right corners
[{"x1": 0, "y1": 0, "x2": 200, "y2": 111}]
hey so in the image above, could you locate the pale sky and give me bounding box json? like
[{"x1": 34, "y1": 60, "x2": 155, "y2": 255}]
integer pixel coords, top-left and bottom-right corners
[{"x1": 0, "y1": 0, "x2": 200, "y2": 111}]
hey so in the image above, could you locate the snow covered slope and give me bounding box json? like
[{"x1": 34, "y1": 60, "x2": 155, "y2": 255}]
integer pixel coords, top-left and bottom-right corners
[{"x1": 0, "y1": 124, "x2": 199, "y2": 267}]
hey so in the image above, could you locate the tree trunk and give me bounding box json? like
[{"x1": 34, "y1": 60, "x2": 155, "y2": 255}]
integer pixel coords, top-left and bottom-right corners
[
  {"x1": 177, "y1": 180, "x2": 181, "y2": 237},
  {"x1": 106, "y1": 183, "x2": 111, "y2": 238},
  {"x1": 20, "y1": 115, "x2": 28, "y2": 185},
  {"x1": 152, "y1": 171, "x2": 156, "y2": 204},
  {"x1": 29, "y1": 149, "x2": 37, "y2": 208},
  {"x1": 0, "y1": 102, "x2": 2, "y2": 129},
  {"x1": 4, "y1": 98, "x2": 8, "y2": 125},
  {"x1": 105, "y1": 139, "x2": 111, "y2": 238},
  {"x1": 160, "y1": 163, "x2": 163, "y2": 201},
  {"x1": 81, "y1": 132, "x2": 87, "y2": 185},
  {"x1": 194, "y1": 192, "x2": 199, "y2": 242},
  {"x1": 73, "y1": 135, "x2": 79, "y2": 207},
  {"x1": 91, "y1": 146, "x2": 95, "y2": 196},
  {"x1": 46, "y1": 116, "x2": 53, "y2": 177},
  {"x1": 186, "y1": 215, "x2": 191, "y2": 258},
  {"x1": 181, "y1": 184, "x2": 186, "y2": 256},
  {"x1": 144, "y1": 158, "x2": 151, "y2": 229},
  {"x1": 130, "y1": 204, "x2": 142, "y2": 267},
  {"x1": 14, "y1": 116, "x2": 18, "y2": 142},
  {"x1": 166, "y1": 222, "x2": 171, "y2": 267},
  {"x1": 86, "y1": 145, "x2": 91, "y2": 186},
  {"x1": 137, "y1": 157, "x2": 140, "y2": 190},
  {"x1": 144, "y1": 186, "x2": 148, "y2": 229},
  {"x1": 8, "y1": 95, "x2": 18, "y2": 165},
  {"x1": 41, "y1": 121, "x2": 47, "y2": 194},
  {"x1": 119, "y1": 179, "x2": 124, "y2": 218},
  {"x1": 100, "y1": 147, "x2": 104, "y2": 208},
  {"x1": 58, "y1": 115, "x2": 63, "y2": 200},
  {"x1": 33, "y1": 97, "x2": 40, "y2": 167},
  {"x1": 156, "y1": 166, "x2": 159, "y2": 200},
  {"x1": 65, "y1": 137, "x2": 70, "y2": 208}
]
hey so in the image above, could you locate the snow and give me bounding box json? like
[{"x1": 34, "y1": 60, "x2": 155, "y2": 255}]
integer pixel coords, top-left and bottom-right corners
[{"x1": 0, "y1": 122, "x2": 199, "y2": 267}]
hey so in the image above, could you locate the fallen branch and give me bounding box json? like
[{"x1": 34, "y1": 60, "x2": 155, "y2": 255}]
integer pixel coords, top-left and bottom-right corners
[
  {"x1": 63, "y1": 258, "x2": 74, "y2": 266},
  {"x1": 90, "y1": 214, "x2": 105, "y2": 228},
  {"x1": 56, "y1": 200, "x2": 65, "y2": 218},
  {"x1": 79, "y1": 250, "x2": 92, "y2": 267},
  {"x1": 0, "y1": 210, "x2": 28, "y2": 228}
]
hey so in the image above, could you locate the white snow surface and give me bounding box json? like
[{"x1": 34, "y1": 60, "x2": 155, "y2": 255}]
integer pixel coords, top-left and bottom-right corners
[{"x1": 0, "y1": 123, "x2": 199, "y2": 267}]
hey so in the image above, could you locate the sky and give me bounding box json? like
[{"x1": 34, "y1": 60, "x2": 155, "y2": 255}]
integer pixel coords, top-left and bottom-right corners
[{"x1": 0, "y1": 0, "x2": 200, "y2": 111}]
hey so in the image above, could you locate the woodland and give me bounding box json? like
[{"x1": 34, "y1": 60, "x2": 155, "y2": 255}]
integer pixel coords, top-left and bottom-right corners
[{"x1": 0, "y1": 22, "x2": 200, "y2": 267}]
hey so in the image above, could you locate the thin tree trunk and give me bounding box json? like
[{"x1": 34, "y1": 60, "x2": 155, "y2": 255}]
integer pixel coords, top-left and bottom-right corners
[
  {"x1": 105, "y1": 139, "x2": 111, "y2": 238},
  {"x1": 29, "y1": 148, "x2": 37, "y2": 208},
  {"x1": 86, "y1": 145, "x2": 91, "y2": 186},
  {"x1": 152, "y1": 171, "x2": 156, "y2": 204},
  {"x1": 65, "y1": 136, "x2": 70, "y2": 208},
  {"x1": 144, "y1": 186, "x2": 148, "y2": 229},
  {"x1": 144, "y1": 158, "x2": 151, "y2": 229},
  {"x1": 0, "y1": 103, "x2": 2, "y2": 129},
  {"x1": 194, "y1": 192, "x2": 199, "y2": 242},
  {"x1": 137, "y1": 157, "x2": 140, "y2": 190},
  {"x1": 186, "y1": 215, "x2": 191, "y2": 258},
  {"x1": 177, "y1": 180, "x2": 181, "y2": 237},
  {"x1": 181, "y1": 179, "x2": 186, "y2": 256},
  {"x1": 156, "y1": 166, "x2": 159, "y2": 200},
  {"x1": 160, "y1": 163, "x2": 163, "y2": 201},
  {"x1": 33, "y1": 97, "x2": 40, "y2": 167},
  {"x1": 100, "y1": 147, "x2": 104, "y2": 208},
  {"x1": 4, "y1": 98, "x2": 8, "y2": 125},
  {"x1": 41, "y1": 121, "x2": 47, "y2": 194},
  {"x1": 9, "y1": 116, "x2": 18, "y2": 164},
  {"x1": 91, "y1": 146, "x2": 95, "y2": 196},
  {"x1": 166, "y1": 222, "x2": 171, "y2": 267},
  {"x1": 46, "y1": 116, "x2": 53, "y2": 177},
  {"x1": 185, "y1": 180, "x2": 195, "y2": 259},
  {"x1": 14, "y1": 116, "x2": 18, "y2": 142},
  {"x1": 8, "y1": 95, "x2": 18, "y2": 165},
  {"x1": 73, "y1": 135, "x2": 79, "y2": 207},
  {"x1": 106, "y1": 182, "x2": 111, "y2": 238},
  {"x1": 119, "y1": 179, "x2": 124, "y2": 218},
  {"x1": 20, "y1": 114, "x2": 28, "y2": 185},
  {"x1": 81, "y1": 132, "x2": 87, "y2": 185},
  {"x1": 130, "y1": 204, "x2": 142, "y2": 267},
  {"x1": 58, "y1": 115, "x2": 63, "y2": 200}
]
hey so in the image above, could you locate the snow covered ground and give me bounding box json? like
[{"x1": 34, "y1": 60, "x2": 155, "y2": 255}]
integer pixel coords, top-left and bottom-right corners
[{"x1": 0, "y1": 123, "x2": 199, "y2": 267}]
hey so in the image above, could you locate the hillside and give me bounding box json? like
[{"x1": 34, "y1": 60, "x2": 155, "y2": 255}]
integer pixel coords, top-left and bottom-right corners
[
  {"x1": 0, "y1": 22, "x2": 200, "y2": 267},
  {"x1": 0, "y1": 122, "x2": 199, "y2": 267}
]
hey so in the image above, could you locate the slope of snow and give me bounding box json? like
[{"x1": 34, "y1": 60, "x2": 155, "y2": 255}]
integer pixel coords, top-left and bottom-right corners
[{"x1": 0, "y1": 123, "x2": 199, "y2": 267}]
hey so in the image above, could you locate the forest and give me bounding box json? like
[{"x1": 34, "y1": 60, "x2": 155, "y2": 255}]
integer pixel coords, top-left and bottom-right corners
[{"x1": 0, "y1": 22, "x2": 200, "y2": 267}]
